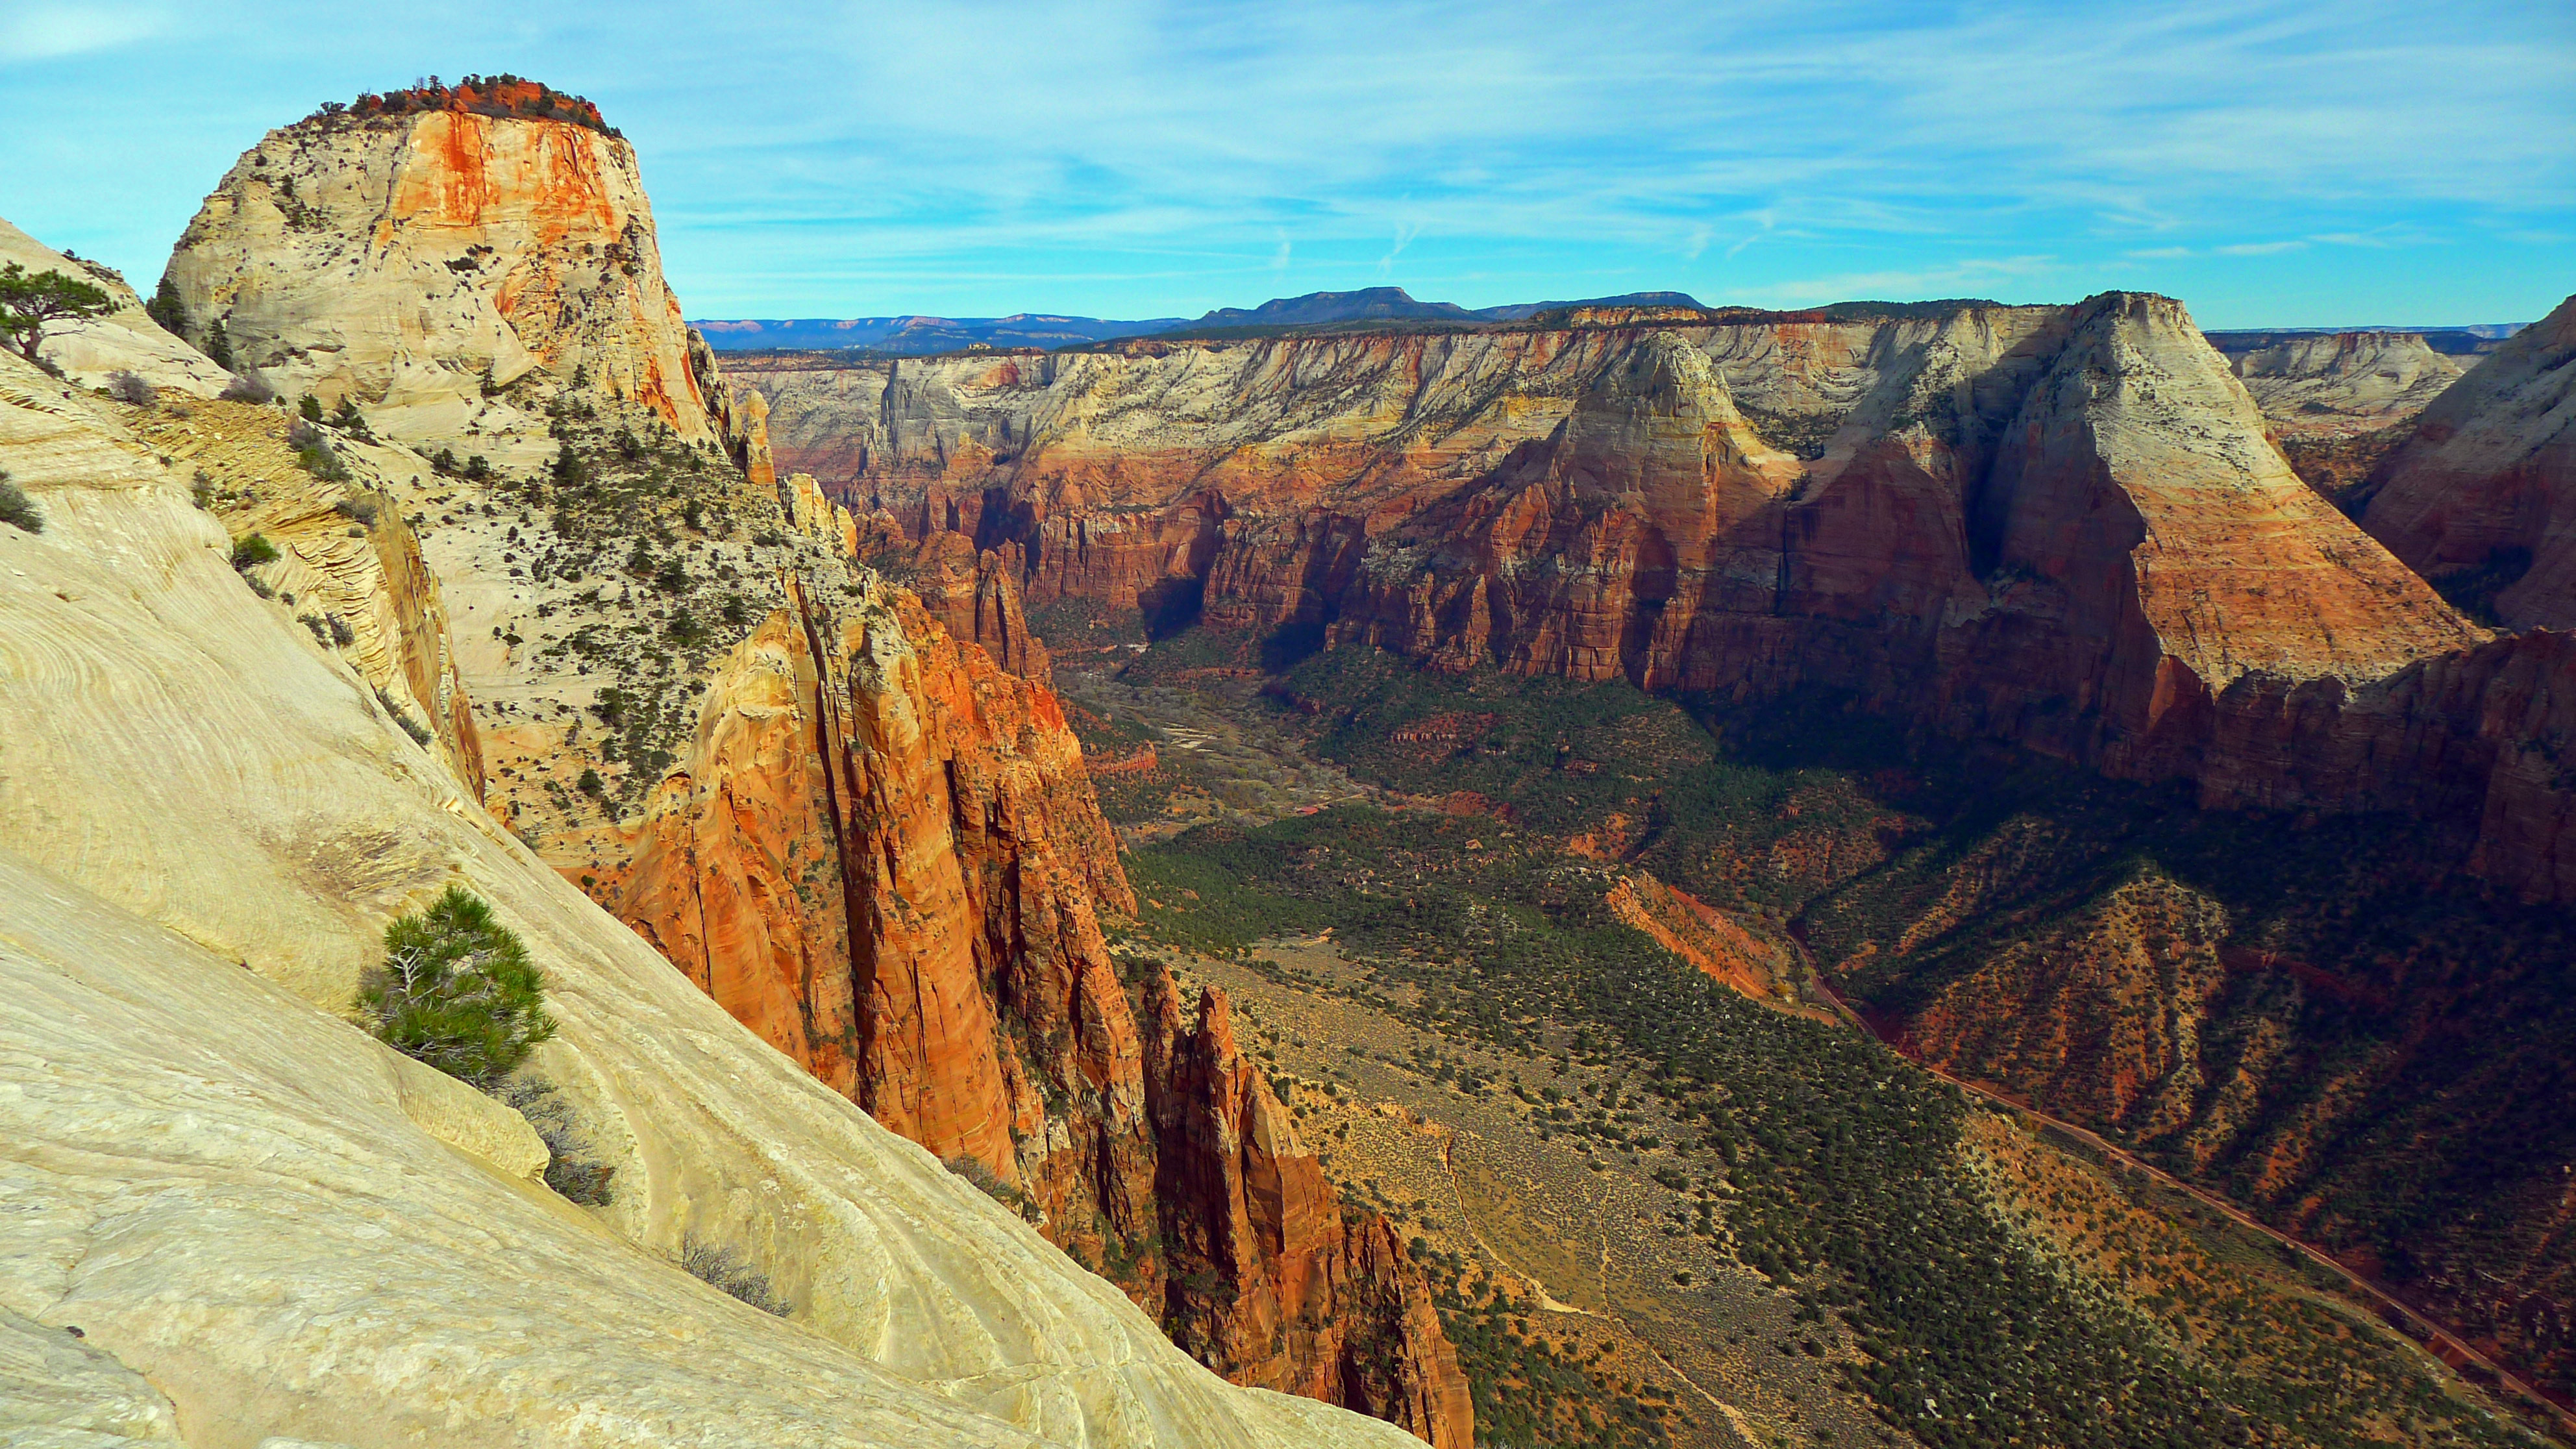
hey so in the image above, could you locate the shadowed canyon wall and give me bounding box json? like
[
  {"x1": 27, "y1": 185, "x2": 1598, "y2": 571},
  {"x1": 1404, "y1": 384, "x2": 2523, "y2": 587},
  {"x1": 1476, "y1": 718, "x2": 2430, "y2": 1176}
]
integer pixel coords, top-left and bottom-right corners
[
  {"x1": 2359, "y1": 295, "x2": 2576, "y2": 630},
  {"x1": 735, "y1": 293, "x2": 2576, "y2": 902}
]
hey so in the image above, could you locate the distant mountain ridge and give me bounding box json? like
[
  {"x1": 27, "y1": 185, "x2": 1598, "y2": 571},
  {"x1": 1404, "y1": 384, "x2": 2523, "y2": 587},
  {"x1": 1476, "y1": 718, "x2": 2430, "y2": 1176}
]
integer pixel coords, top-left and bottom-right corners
[
  {"x1": 2206, "y1": 325, "x2": 2524, "y2": 357},
  {"x1": 691, "y1": 286, "x2": 1711, "y2": 354}
]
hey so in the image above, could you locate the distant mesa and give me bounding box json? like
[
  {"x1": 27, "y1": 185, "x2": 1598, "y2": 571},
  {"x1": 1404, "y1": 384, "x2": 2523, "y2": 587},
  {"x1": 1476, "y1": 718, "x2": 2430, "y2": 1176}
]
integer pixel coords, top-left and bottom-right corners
[{"x1": 688, "y1": 286, "x2": 1720, "y2": 354}]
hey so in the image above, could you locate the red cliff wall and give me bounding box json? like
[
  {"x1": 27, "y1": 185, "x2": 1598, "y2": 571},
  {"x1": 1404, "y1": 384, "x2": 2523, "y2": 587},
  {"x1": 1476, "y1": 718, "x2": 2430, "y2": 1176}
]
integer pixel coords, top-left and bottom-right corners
[
  {"x1": 612, "y1": 575, "x2": 1468, "y2": 1446},
  {"x1": 773, "y1": 295, "x2": 2576, "y2": 902}
]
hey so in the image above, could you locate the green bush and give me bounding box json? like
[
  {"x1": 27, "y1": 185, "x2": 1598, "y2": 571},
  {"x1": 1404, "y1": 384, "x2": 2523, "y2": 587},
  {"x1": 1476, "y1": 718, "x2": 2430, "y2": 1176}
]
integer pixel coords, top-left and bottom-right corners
[
  {"x1": 361, "y1": 886, "x2": 557, "y2": 1087},
  {"x1": 0, "y1": 471, "x2": 40, "y2": 534},
  {"x1": 230, "y1": 533, "x2": 279, "y2": 570}
]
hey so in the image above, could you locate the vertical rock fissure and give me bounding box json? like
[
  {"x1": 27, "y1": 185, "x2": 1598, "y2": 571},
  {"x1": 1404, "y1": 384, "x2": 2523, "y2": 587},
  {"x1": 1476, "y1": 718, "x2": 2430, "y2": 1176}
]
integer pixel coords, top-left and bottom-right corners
[{"x1": 786, "y1": 576, "x2": 877, "y2": 1094}]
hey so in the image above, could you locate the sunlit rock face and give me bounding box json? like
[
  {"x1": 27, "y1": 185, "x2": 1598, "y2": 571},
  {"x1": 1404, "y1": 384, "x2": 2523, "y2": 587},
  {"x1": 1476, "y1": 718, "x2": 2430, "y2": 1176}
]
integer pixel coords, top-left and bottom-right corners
[
  {"x1": 2361, "y1": 294, "x2": 2576, "y2": 630},
  {"x1": 0, "y1": 345, "x2": 1420, "y2": 1449},
  {"x1": 162, "y1": 105, "x2": 717, "y2": 454},
  {"x1": 745, "y1": 296, "x2": 2576, "y2": 901},
  {"x1": 610, "y1": 577, "x2": 1472, "y2": 1448}
]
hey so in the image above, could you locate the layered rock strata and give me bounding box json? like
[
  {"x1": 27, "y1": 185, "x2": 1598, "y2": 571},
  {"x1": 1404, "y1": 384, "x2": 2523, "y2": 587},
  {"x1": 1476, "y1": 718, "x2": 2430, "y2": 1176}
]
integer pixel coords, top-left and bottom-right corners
[
  {"x1": 750, "y1": 295, "x2": 2576, "y2": 901},
  {"x1": 160, "y1": 105, "x2": 722, "y2": 456},
  {"x1": 607, "y1": 570, "x2": 1470, "y2": 1446},
  {"x1": 0, "y1": 347, "x2": 1415, "y2": 1448},
  {"x1": 136, "y1": 103, "x2": 1463, "y2": 1440},
  {"x1": 2359, "y1": 294, "x2": 2576, "y2": 629},
  {"x1": 2216, "y1": 329, "x2": 2468, "y2": 440},
  {"x1": 1143, "y1": 975, "x2": 1476, "y2": 1449}
]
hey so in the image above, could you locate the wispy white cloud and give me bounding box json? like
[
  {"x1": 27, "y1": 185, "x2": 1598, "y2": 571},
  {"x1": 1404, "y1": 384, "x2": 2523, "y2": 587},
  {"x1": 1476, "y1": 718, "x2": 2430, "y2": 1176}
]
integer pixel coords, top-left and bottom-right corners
[
  {"x1": 1, "y1": 0, "x2": 2568, "y2": 325},
  {"x1": 0, "y1": 3, "x2": 164, "y2": 62}
]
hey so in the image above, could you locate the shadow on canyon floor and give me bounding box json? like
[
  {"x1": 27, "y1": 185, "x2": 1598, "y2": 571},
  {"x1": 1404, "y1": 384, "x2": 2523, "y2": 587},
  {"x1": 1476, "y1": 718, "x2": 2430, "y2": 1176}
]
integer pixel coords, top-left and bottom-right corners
[{"x1": 1069, "y1": 626, "x2": 2568, "y2": 1447}]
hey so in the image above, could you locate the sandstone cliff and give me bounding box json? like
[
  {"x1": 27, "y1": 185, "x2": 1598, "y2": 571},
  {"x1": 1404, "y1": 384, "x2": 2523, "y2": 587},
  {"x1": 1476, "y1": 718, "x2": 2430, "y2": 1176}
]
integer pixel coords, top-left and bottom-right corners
[
  {"x1": 0, "y1": 345, "x2": 1419, "y2": 1448},
  {"x1": 750, "y1": 296, "x2": 2576, "y2": 901},
  {"x1": 1143, "y1": 975, "x2": 1475, "y2": 1449},
  {"x1": 160, "y1": 102, "x2": 721, "y2": 458},
  {"x1": 2359, "y1": 293, "x2": 2576, "y2": 629},
  {"x1": 2217, "y1": 329, "x2": 2468, "y2": 440},
  {"x1": 140, "y1": 93, "x2": 1465, "y2": 1439},
  {"x1": 608, "y1": 568, "x2": 1470, "y2": 1446}
]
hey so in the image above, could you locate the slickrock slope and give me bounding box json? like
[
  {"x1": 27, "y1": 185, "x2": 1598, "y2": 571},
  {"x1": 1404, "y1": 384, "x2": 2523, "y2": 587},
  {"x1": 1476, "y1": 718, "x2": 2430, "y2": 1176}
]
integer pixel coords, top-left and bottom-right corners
[
  {"x1": 752, "y1": 295, "x2": 2576, "y2": 900},
  {"x1": 0, "y1": 214, "x2": 232, "y2": 396},
  {"x1": 2360, "y1": 294, "x2": 2576, "y2": 628},
  {"x1": 0, "y1": 347, "x2": 1418, "y2": 1449},
  {"x1": 160, "y1": 101, "x2": 721, "y2": 458}
]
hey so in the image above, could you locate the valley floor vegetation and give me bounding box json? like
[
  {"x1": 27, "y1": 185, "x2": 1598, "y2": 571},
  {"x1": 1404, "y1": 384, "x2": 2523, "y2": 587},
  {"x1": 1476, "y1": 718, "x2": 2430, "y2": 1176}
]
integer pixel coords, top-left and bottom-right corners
[{"x1": 1067, "y1": 627, "x2": 2559, "y2": 1448}]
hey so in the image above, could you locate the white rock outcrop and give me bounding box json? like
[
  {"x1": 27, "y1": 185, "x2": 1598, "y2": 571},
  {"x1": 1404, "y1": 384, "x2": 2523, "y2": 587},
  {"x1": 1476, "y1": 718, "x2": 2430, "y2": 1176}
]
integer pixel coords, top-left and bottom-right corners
[
  {"x1": 160, "y1": 109, "x2": 717, "y2": 460},
  {"x1": 0, "y1": 216, "x2": 232, "y2": 398}
]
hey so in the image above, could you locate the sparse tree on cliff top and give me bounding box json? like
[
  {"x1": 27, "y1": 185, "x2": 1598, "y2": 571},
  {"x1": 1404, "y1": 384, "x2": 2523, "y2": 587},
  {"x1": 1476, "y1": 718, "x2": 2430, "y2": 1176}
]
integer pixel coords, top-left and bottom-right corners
[{"x1": 0, "y1": 263, "x2": 114, "y2": 364}]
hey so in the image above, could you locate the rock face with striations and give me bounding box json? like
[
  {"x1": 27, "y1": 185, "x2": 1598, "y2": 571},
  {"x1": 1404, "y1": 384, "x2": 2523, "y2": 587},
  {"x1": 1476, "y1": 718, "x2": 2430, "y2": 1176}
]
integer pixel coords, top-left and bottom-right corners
[
  {"x1": 2359, "y1": 293, "x2": 2576, "y2": 629},
  {"x1": 159, "y1": 86, "x2": 721, "y2": 454},
  {"x1": 745, "y1": 295, "x2": 2576, "y2": 902},
  {"x1": 0, "y1": 344, "x2": 1418, "y2": 1449},
  {"x1": 0, "y1": 214, "x2": 233, "y2": 397},
  {"x1": 134, "y1": 90, "x2": 1462, "y2": 1444},
  {"x1": 2218, "y1": 330, "x2": 2468, "y2": 440},
  {"x1": 608, "y1": 567, "x2": 1472, "y2": 1446},
  {"x1": 1143, "y1": 975, "x2": 1476, "y2": 1449}
]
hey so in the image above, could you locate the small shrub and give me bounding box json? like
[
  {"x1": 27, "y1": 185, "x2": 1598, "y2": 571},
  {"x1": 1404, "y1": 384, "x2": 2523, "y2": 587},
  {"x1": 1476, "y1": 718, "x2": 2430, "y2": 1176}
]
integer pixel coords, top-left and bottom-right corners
[
  {"x1": 361, "y1": 886, "x2": 556, "y2": 1088},
  {"x1": 217, "y1": 372, "x2": 273, "y2": 404},
  {"x1": 230, "y1": 533, "x2": 279, "y2": 571},
  {"x1": 298, "y1": 394, "x2": 324, "y2": 423},
  {"x1": 329, "y1": 395, "x2": 372, "y2": 438},
  {"x1": 498, "y1": 1080, "x2": 617, "y2": 1206},
  {"x1": 680, "y1": 1240, "x2": 790, "y2": 1316},
  {"x1": 327, "y1": 613, "x2": 356, "y2": 646},
  {"x1": 0, "y1": 471, "x2": 41, "y2": 534},
  {"x1": 297, "y1": 612, "x2": 330, "y2": 644},
  {"x1": 286, "y1": 420, "x2": 352, "y2": 483},
  {"x1": 462, "y1": 454, "x2": 493, "y2": 482},
  {"x1": 105, "y1": 369, "x2": 156, "y2": 406},
  {"x1": 549, "y1": 442, "x2": 588, "y2": 490},
  {"x1": 576, "y1": 767, "x2": 604, "y2": 797},
  {"x1": 373, "y1": 685, "x2": 436, "y2": 745},
  {"x1": 332, "y1": 496, "x2": 378, "y2": 528}
]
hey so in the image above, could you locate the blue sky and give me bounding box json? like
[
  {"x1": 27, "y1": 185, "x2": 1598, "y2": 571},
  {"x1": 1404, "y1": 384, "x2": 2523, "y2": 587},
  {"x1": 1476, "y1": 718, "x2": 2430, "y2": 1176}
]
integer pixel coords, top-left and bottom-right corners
[{"x1": 3, "y1": 1, "x2": 2568, "y2": 328}]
